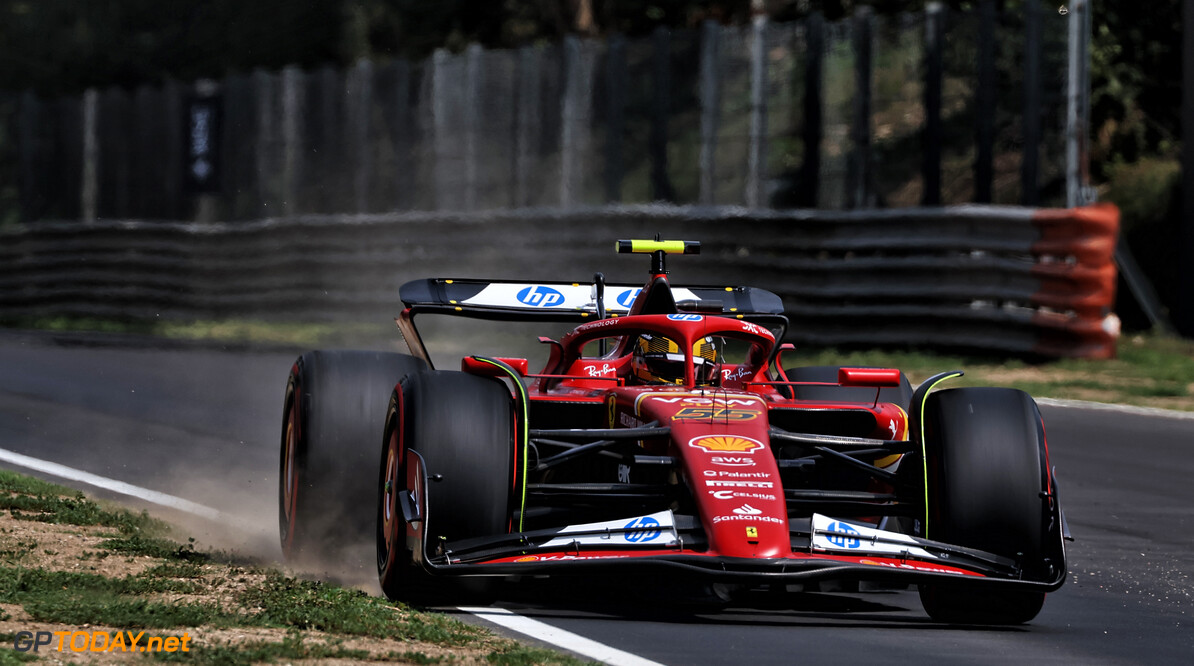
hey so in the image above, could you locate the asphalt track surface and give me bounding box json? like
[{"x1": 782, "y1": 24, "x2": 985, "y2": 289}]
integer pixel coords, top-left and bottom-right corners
[{"x1": 1, "y1": 330, "x2": 1191, "y2": 664}]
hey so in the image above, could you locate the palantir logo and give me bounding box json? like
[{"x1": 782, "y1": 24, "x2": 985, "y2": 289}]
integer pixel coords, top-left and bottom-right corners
[
  {"x1": 623, "y1": 516, "x2": 661, "y2": 543},
  {"x1": 826, "y1": 521, "x2": 861, "y2": 549},
  {"x1": 614, "y1": 288, "x2": 641, "y2": 308},
  {"x1": 516, "y1": 286, "x2": 565, "y2": 308}
]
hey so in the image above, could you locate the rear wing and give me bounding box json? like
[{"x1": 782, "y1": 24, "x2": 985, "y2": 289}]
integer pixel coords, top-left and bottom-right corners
[
  {"x1": 397, "y1": 278, "x2": 787, "y2": 369},
  {"x1": 399, "y1": 278, "x2": 785, "y2": 321}
]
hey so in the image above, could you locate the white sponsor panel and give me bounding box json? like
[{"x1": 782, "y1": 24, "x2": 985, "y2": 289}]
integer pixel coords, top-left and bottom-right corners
[
  {"x1": 810, "y1": 513, "x2": 937, "y2": 559},
  {"x1": 461, "y1": 283, "x2": 702, "y2": 313},
  {"x1": 540, "y1": 510, "x2": 678, "y2": 548},
  {"x1": 463, "y1": 283, "x2": 591, "y2": 310}
]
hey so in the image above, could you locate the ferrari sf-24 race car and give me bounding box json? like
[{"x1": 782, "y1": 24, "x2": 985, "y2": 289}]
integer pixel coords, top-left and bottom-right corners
[{"x1": 279, "y1": 239, "x2": 1070, "y2": 624}]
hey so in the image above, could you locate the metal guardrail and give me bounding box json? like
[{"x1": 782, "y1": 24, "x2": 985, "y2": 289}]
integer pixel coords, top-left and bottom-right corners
[{"x1": 0, "y1": 204, "x2": 1120, "y2": 358}]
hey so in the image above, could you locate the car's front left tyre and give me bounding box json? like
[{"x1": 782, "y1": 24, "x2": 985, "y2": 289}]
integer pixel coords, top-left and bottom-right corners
[{"x1": 377, "y1": 370, "x2": 514, "y2": 602}]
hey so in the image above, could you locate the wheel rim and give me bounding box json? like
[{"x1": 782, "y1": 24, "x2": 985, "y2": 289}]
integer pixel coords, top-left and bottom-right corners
[
  {"x1": 379, "y1": 426, "x2": 401, "y2": 570},
  {"x1": 280, "y1": 396, "x2": 300, "y2": 555}
]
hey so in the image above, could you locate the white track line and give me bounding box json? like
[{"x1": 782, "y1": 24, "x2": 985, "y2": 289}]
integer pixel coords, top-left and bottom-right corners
[
  {"x1": 0, "y1": 447, "x2": 235, "y2": 523},
  {"x1": 459, "y1": 606, "x2": 667, "y2": 666},
  {"x1": 0, "y1": 449, "x2": 661, "y2": 664},
  {"x1": 1035, "y1": 397, "x2": 1194, "y2": 421}
]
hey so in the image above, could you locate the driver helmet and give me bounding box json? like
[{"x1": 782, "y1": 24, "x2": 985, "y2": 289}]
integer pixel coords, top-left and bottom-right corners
[{"x1": 631, "y1": 334, "x2": 719, "y2": 385}]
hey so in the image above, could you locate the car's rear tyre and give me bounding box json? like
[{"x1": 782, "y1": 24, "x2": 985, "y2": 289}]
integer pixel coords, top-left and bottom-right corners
[
  {"x1": 917, "y1": 387, "x2": 1050, "y2": 624},
  {"x1": 279, "y1": 350, "x2": 425, "y2": 571},
  {"x1": 377, "y1": 370, "x2": 514, "y2": 602}
]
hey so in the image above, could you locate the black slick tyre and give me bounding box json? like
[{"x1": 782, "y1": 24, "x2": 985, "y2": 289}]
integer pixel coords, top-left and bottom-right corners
[
  {"x1": 378, "y1": 370, "x2": 513, "y2": 602},
  {"x1": 917, "y1": 387, "x2": 1050, "y2": 624},
  {"x1": 278, "y1": 350, "x2": 425, "y2": 571}
]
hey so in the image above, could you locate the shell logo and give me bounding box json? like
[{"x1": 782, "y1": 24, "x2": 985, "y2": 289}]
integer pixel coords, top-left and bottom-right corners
[
  {"x1": 688, "y1": 435, "x2": 763, "y2": 453},
  {"x1": 514, "y1": 556, "x2": 539, "y2": 563}
]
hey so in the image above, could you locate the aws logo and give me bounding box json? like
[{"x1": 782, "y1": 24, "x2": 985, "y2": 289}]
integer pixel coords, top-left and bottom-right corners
[{"x1": 688, "y1": 435, "x2": 763, "y2": 453}]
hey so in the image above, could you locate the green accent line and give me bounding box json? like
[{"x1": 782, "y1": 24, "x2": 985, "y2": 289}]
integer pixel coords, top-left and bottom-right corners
[
  {"x1": 918, "y1": 371, "x2": 963, "y2": 539},
  {"x1": 474, "y1": 357, "x2": 531, "y2": 533}
]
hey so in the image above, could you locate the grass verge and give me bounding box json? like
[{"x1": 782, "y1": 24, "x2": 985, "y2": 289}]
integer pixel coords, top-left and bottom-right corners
[
  {"x1": 785, "y1": 332, "x2": 1194, "y2": 412},
  {"x1": 0, "y1": 469, "x2": 588, "y2": 664}
]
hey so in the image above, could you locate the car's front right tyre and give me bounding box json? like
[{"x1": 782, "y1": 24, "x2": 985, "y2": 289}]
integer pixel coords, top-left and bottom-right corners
[{"x1": 916, "y1": 387, "x2": 1053, "y2": 624}]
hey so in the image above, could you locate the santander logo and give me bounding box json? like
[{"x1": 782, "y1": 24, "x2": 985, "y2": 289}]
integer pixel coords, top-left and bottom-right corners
[{"x1": 732, "y1": 504, "x2": 763, "y2": 516}]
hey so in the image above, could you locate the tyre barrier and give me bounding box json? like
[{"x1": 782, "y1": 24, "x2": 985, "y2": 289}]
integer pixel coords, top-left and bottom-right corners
[{"x1": 0, "y1": 203, "x2": 1119, "y2": 358}]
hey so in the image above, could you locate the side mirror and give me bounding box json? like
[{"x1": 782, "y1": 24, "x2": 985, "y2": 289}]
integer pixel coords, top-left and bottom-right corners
[
  {"x1": 461, "y1": 356, "x2": 530, "y2": 376},
  {"x1": 838, "y1": 367, "x2": 902, "y2": 388}
]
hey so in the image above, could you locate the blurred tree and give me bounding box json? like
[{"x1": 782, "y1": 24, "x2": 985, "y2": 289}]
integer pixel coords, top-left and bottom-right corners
[
  {"x1": 0, "y1": 0, "x2": 343, "y2": 95},
  {"x1": 0, "y1": 0, "x2": 1180, "y2": 186},
  {"x1": 1088, "y1": 1, "x2": 1181, "y2": 178}
]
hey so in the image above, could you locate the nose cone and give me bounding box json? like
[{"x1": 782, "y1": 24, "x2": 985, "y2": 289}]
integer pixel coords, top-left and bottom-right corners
[{"x1": 635, "y1": 391, "x2": 790, "y2": 558}]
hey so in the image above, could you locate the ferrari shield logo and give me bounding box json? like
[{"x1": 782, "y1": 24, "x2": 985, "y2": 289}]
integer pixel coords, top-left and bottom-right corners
[{"x1": 688, "y1": 435, "x2": 764, "y2": 453}]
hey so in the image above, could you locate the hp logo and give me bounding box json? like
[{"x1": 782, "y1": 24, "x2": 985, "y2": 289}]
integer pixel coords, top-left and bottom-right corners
[
  {"x1": 826, "y1": 521, "x2": 861, "y2": 549},
  {"x1": 614, "y1": 288, "x2": 641, "y2": 308},
  {"x1": 623, "y1": 516, "x2": 661, "y2": 543},
  {"x1": 516, "y1": 286, "x2": 565, "y2": 307}
]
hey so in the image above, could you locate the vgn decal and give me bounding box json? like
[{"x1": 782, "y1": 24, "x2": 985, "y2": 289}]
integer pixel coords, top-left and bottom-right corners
[
  {"x1": 666, "y1": 313, "x2": 703, "y2": 322},
  {"x1": 688, "y1": 435, "x2": 764, "y2": 454},
  {"x1": 516, "y1": 285, "x2": 566, "y2": 307}
]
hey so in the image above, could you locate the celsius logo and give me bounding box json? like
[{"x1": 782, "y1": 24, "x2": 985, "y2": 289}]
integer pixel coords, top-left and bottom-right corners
[
  {"x1": 623, "y1": 516, "x2": 661, "y2": 543},
  {"x1": 615, "y1": 288, "x2": 641, "y2": 308},
  {"x1": 516, "y1": 286, "x2": 565, "y2": 307},
  {"x1": 826, "y1": 521, "x2": 861, "y2": 549},
  {"x1": 667, "y1": 314, "x2": 703, "y2": 322}
]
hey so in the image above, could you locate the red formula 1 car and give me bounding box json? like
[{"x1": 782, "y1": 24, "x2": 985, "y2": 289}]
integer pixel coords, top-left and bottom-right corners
[{"x1": 279, "y1": 239, "x2": 1069, "y2": 624}]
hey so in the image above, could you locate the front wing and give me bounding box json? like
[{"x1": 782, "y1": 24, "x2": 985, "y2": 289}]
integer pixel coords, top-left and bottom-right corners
[{"x1": 402, "y1": 452, "x2": 1067, "y2": 592}]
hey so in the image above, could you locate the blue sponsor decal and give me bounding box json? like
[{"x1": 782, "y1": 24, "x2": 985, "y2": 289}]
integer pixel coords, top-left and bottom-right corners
[
  {"x1": 826, "y1": 521, "x2": 861, "y2": 549},
  {"x1": 516, "y1": 286, "x2": 566, "y2": 307},
  {"x1": 666, "y1": 314, "x2": 703, "y2": 322},
  {"x1": 614, "y1": 288, "x2": 641, "y2": 308},
  {"x1": 623, "y1": 516, "x2": 661, "y2": 543}
]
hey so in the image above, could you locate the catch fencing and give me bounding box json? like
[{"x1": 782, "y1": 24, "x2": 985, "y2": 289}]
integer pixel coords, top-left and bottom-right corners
[
  {"x1": 0, "y1": 204, "x2": 1119, "y2": 358},
  {"x1": 4, "y1": 2, "x2": 1075, "y2": 224}
]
